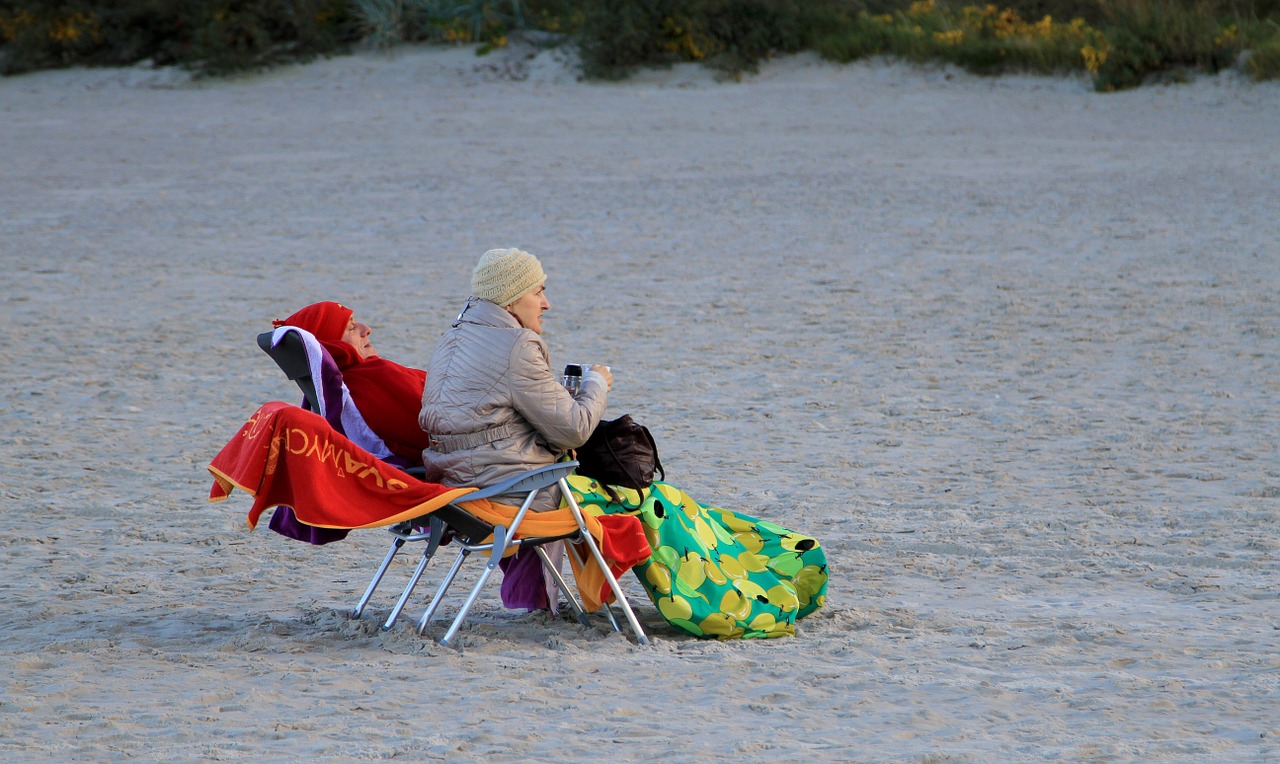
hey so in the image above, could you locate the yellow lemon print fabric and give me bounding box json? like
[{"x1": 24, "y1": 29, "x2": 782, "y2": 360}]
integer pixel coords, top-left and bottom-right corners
[{"x1": 565, "y1": 475, "x2": 828, "y2": 640}]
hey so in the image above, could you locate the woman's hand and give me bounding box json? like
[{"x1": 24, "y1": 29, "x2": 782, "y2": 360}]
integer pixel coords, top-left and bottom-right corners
[{"x1": 591, "y1": 364, "x2": 613, "y2": 390}]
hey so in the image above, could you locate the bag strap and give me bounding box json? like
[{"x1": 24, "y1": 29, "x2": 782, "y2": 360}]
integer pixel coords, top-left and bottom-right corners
[
  {"x1": 640, "y1": 423, "x2": 664, "y2": 482},
  {"x1": 595, "y1": 428, "x2": 626, "y2": 504}
]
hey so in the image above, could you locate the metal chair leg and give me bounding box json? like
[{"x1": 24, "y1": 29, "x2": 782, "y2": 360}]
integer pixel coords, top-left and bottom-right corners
[
  {"x1": 440, "y1": 526, "x2": 508, "y2": 647},
  {"x1": 351, "y1": 537, "x2": 405, "y2": 619},
  {"x1": 601, "y1": 600, "x2": 623, "y2": 632},
  {"x1": 560, "y1": 478, "x2": 649, "y2": 645},
  {"x1": 416, "y1": 548, "x2": 470, "y2": 636},
  {"x1": 381, "y1": 520, "x2": 447, "y2": 630},
  {"x1": 534, "y1": 543, "x2": 590, "y2": 627}
]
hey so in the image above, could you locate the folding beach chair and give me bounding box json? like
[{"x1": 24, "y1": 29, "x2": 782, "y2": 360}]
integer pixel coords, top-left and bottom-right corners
[
  {"x1": 256, "y1": 329, "x2": 649, "y2": 647},
  {"x1": 396, "y1": 460, "x2": 648, "y2": 647}
]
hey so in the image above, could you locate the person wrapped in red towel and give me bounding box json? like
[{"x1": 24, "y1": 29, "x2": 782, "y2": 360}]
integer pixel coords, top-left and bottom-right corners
[{"x1": 272, "y1": 301, "x2": 429, "y2": 467}]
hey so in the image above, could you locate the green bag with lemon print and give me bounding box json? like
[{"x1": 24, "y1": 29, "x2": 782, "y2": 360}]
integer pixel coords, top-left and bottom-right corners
[{"x1": 564, "y1": 475, "x2": 828, "y2": 639}]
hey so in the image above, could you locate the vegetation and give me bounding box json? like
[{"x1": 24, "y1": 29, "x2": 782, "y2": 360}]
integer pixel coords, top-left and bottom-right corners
[
  {"x1": 2, "y1": 0, "x2": 1278, "y2": 89},
  {"x1": 0, "y1": 1, "x2": 360, "y2": 75}
]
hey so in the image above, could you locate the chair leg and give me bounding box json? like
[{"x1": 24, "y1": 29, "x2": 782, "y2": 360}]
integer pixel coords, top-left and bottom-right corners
[
  {"x1": 559, "y1": 478, "x2": 650, "y2": 646},
  {"x1": 351, "y1": 536, "x2": 405, "y2": 619},
  {"x1": 436, "y1": 488, "x2": 546, "y2": 647},
  {"x1": 439, "y1": 526, "x2": 508, "y2": 648},
  {"x1": 601, "y1": 601, "x2": 623, "y2": 632},
  {"x1": 381, "y1": 519, "x2": 447, "y2": 631},
  {"x1": 416, "y1": 547, "x2": 471, "y2": 636},
  {"x1": 534, "y1": 543, "x2": 590, "y2": 627}
]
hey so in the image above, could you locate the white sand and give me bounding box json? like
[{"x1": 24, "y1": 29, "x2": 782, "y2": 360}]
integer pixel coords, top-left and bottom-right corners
[{"x1": 2, "y1": 43, "x2": 1278, "y2": 761}]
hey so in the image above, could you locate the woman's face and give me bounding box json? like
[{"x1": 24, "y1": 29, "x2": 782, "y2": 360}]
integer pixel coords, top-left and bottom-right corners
[
  {"x1": 342, "y1": 316, "x2": 376, "y2": 359},
  {"x1": 507, "y1": 284, "x2": 550, "y2": 335}
]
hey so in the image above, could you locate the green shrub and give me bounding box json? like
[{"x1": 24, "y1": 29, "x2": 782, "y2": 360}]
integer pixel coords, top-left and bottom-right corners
[
  {"x1": 577, "y1": 0, "x2": 864, "y2": 79},
  {"x1": 811, "y1": 15, "x2": 893, "y2": 64},
  {"x1": 345, "y1": 0, "x2": 578, "y2": 52},
  {"x1": 1089, "y1": 0, "x2": 1234, "y2": 88},
  {"x1": 812, "y1": 1, "x2": 1106, "y2": 77},
  {"x1": 0, "y1": 0, "x2": 358, "y2": 76},
  {"x1": 796, "y1": 0, "x2": 1279, "y2": 89},
  {"x1": 349, "y1": 0, "x2": 409, "y2": 49},
  {"x1": 3, "y1": 0, "x2": 1279, "y2": 85},
  {"x1": 408, "y1": 0, "x2": 525, "y2": 46},
  {"x1": 576, "y1": 0, "x2": 695, "y2": 78},
  {"x1": 1245, "y1": 34, "x2": 1280, "y2": 78}
]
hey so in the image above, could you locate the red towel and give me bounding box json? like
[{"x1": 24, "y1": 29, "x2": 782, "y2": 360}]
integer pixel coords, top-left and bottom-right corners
[{"x1": 209, "y1": 401, "x2": 472, "y2": 530}]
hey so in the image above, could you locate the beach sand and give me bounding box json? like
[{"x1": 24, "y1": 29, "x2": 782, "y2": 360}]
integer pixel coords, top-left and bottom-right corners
[{"x1": 2, "y1": 43, "x2": 1278, "y2": 761}]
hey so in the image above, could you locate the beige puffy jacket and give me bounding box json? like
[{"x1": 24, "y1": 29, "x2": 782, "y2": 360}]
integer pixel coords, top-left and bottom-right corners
[{"x1": 418, "y1": 298, "x2": 608, "y2": 509}]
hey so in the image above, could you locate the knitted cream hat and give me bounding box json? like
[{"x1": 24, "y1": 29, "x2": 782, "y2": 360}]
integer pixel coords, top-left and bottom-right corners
[{"x1": 471, "y1": 248, "x2": 546, "y2": 307}]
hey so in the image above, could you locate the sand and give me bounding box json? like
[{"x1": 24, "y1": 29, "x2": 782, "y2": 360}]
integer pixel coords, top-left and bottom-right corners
[{"x1": 2, "y1": 42, "x2": 1278, "y2": 762}]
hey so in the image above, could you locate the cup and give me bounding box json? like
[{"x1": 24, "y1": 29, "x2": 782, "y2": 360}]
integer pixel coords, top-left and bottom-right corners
[{"x1": 562, "y1": 364, "x2": 583, "y2": 394}]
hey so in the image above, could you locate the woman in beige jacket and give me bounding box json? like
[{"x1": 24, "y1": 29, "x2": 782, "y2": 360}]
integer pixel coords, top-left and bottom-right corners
[{"x1": 419, "y1": 247, "x2": 612, "y2": 511}]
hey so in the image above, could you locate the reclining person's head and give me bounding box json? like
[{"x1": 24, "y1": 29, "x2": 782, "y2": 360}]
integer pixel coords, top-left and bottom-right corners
[{"x1": 274, "y1": 301, "x2": 376, "y2": 359}]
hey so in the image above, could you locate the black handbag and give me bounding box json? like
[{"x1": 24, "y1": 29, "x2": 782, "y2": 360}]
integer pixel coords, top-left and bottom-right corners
[{"x1": 575, "y1": 415, "x2": 664, "y2": 501}]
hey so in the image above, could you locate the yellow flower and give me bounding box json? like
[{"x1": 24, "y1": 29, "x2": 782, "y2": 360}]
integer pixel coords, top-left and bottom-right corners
[
  {"x1": 1081, "y1": 44, "x2": 1108, "y2": 75},
  {"x1": 907, "y1": 0, "x2": 936, "y2": 18},
  {"x1": 48, "y1": 13, "x2": 94, "y2": 44},
  {"x1": 660, "y1": 16, "x2": 707, "y2": 60},
  {"x1": 992, "y1": 8, "x2": 1021, "y2": 38},
  {"x1": 934, "y1": 29, "x2": 965, "y2": 45},
  {"x1": 1214, "y1": 25, "x2": 1238, "y2": 49}
]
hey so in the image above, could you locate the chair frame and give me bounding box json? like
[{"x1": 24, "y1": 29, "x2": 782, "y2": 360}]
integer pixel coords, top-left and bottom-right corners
[{"x1": 257, "y1": 329, "x2": 649, "y2": 647}]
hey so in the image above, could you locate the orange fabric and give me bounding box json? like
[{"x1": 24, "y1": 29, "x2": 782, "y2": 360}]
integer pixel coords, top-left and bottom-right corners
[{"x1": 565, "y1": 514, "x2": 654, "y2": 611}]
